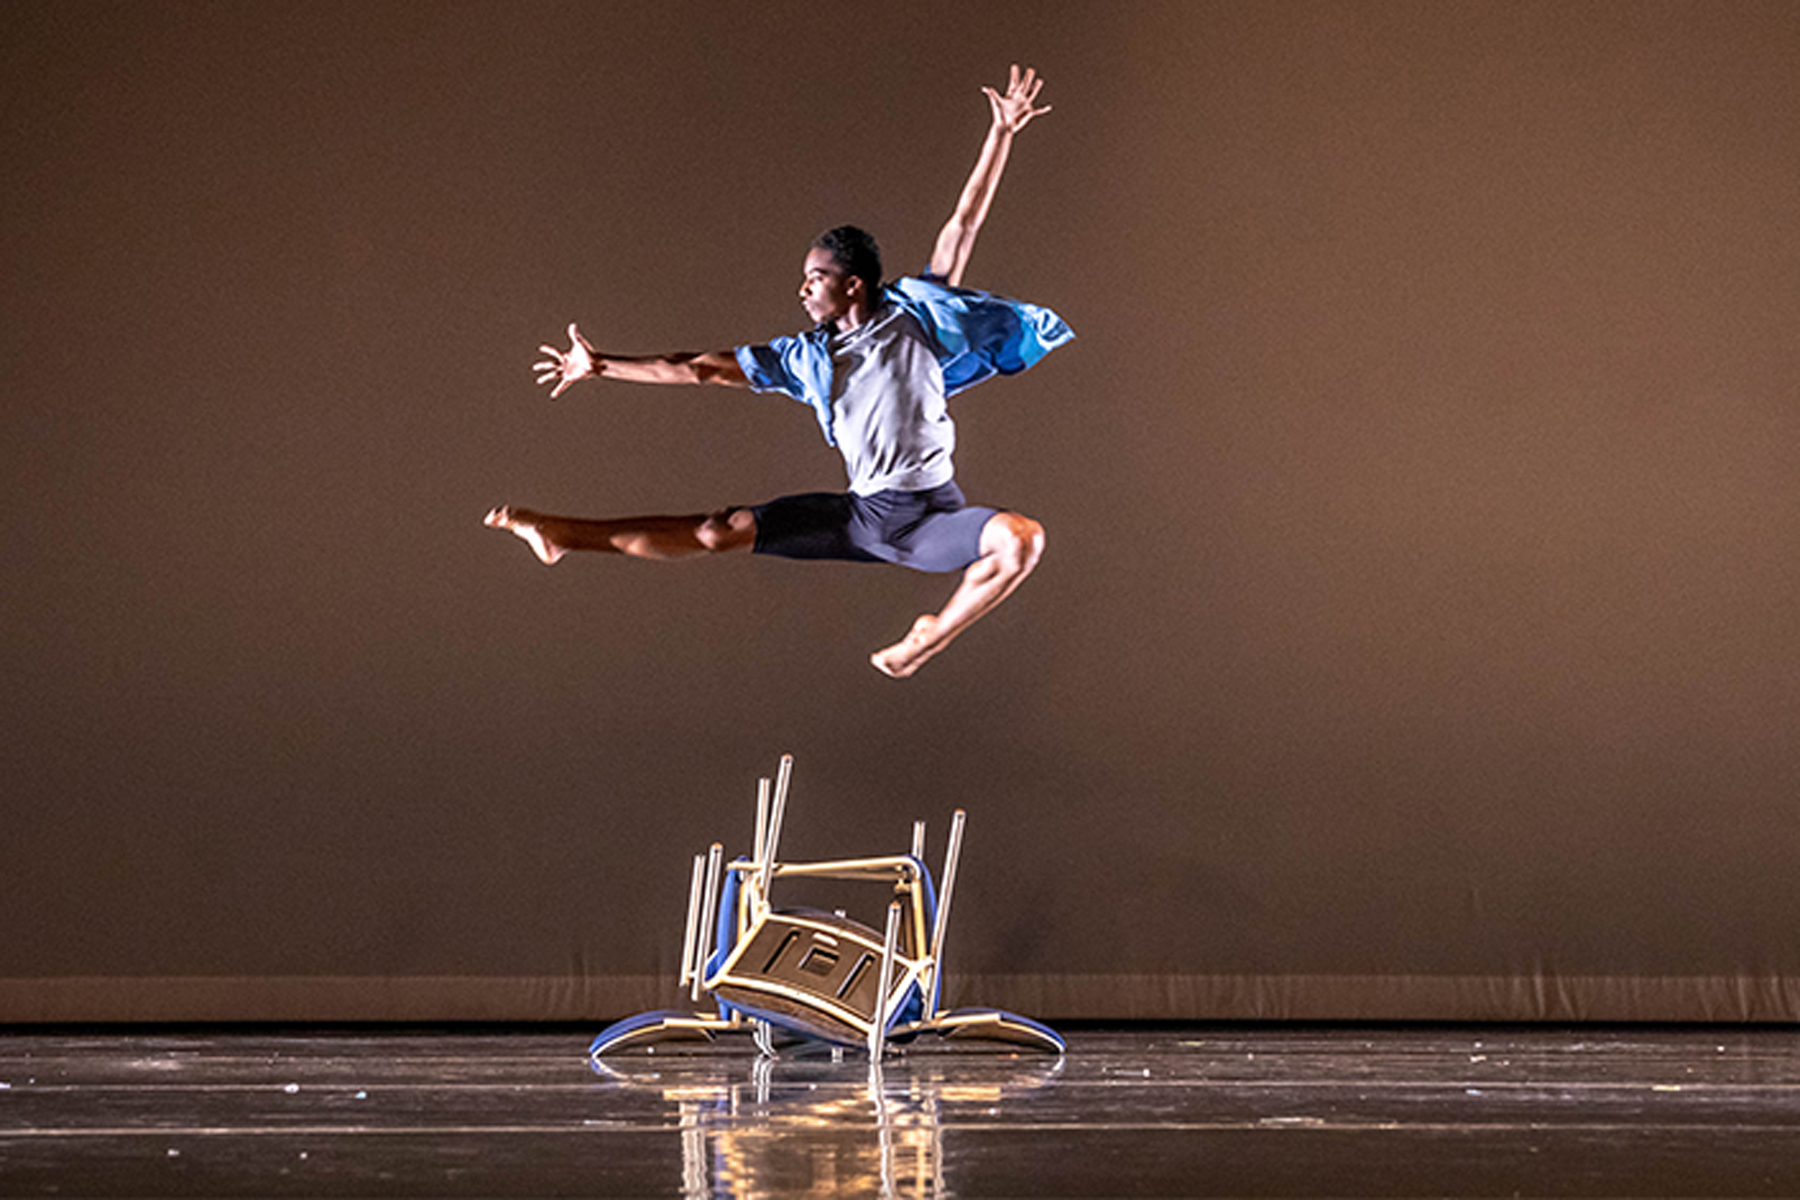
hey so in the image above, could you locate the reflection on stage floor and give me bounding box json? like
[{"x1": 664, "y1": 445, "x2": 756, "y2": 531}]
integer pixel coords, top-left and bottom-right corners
[{"x1": 4, "y1": 1025, "x2": 1800, "y2": 1195}]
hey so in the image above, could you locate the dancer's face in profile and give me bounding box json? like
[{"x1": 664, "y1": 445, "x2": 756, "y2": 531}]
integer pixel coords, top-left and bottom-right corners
[{"x1": 799, "y1": 247, "x2": 861, "y2": 326}]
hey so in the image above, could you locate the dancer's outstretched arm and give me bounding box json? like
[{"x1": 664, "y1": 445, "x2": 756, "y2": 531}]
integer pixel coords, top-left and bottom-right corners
[
  {"x1": 929, "y1": 64, "x2": 1053, "y2": 288},
  {"x1": 533, "y1": 323, "x2": 747, "y2": 398}
]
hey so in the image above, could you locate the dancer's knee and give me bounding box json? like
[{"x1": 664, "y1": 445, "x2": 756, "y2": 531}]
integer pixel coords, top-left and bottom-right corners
[
  {"x1": 696, "y1": 507, "x2": 756, "y2": 553},
  {"x1": 985, "y1": 512, "x2": 1045, "y2": 577}
]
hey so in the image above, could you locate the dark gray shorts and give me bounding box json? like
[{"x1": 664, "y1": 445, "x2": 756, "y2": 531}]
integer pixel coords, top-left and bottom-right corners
[{"x1": 750, "y1": 482, "x2": 997, "y2": 574}]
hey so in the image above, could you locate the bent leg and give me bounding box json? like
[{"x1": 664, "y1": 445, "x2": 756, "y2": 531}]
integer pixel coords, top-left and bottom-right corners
[
  {"x1": 870, "y1": 510, "x2": 1045, "y2": 679},
  {"x1": 483, "y1": 505, "x2": 754, "y2": 563}
]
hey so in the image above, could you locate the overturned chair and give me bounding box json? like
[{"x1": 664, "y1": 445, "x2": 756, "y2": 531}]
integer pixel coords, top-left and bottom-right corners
[{"x1": 590, "y1": 755, "x2": 1063, "y2": 1061}]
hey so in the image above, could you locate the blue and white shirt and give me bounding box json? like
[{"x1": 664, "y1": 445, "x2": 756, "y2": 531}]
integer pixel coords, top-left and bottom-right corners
[{"x1": 735, "y1": 274, "x2": 1073, "y2": 493}]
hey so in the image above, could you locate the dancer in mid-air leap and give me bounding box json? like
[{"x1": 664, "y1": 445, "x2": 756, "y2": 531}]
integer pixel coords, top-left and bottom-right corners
[{"x1": 486, "y1": 65, "x2": 1071, "y2": 678}]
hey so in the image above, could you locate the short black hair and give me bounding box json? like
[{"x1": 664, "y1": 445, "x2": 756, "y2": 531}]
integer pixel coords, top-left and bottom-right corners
[{"x1": 813, "y1": 225, "x2": 882, "y2": 295}]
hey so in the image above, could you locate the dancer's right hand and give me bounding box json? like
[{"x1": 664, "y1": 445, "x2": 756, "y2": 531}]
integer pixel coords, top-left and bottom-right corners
[{"x1": 534, "y1": 323, "x2": 598, "y2": 398}]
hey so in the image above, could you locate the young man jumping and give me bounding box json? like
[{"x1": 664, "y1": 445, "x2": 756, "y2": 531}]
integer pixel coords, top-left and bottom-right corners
[{"x1": 486, "y1": 65, "x2": 1071, "y2": 678}]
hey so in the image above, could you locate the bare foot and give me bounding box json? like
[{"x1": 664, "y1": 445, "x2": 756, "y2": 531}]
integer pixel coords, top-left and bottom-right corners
[
  {"x1": 870, "y1": 614, "x2": 940, "y2": 679},
  {"x1": 483, "y1": 506, "x2": 566, "y2": 565}
]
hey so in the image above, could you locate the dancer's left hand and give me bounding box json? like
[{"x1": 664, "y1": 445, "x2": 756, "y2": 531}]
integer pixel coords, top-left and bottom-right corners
[{"x1": 984, "y1": 64, "x2": 1052, "y2": 134}]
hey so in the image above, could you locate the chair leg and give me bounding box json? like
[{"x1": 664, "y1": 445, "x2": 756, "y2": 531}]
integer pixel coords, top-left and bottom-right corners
[{"x1": 869, "y1": 901, "x2": 902, "y2": 1060}]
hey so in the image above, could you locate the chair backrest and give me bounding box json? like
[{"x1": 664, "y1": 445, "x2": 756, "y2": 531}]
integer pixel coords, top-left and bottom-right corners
[{"x1": 707, "y1": 907, "x2": 924, "y2": 1045}]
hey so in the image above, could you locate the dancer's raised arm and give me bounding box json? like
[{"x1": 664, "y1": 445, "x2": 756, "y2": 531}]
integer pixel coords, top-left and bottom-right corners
[
  {"x1": 929, "y1": 64, "x2": 1053, "y2": 288},
  {"x1": 533, "y1": 323, "x2": 747, "y2": 398}
]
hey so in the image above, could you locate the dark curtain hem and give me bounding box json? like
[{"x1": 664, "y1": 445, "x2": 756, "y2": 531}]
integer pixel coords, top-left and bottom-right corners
[{"x1": 4, "y1": 974, "x2": 1797, "y2": 1024}]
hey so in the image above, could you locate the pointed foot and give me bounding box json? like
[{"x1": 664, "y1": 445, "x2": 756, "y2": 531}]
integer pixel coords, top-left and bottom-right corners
[
  {"x1": 483, "y1": 505, "x2": 566, "y2": 565},
  {"x1": 871, "y1": 614, "x2": 939, "y2": 679}
]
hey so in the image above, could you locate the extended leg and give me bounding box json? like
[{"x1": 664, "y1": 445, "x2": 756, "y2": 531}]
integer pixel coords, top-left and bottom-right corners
[
  {"x1": 482, "y1": 505, "x2": 754, "y2": 562},
  {"x1": 871, "y1": 511, "x2": 1044, "y2": 679}
]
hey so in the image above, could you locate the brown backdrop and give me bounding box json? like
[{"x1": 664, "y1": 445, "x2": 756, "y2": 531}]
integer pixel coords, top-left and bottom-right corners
[{"x1": 4, "y1": 0, "x2": 1798, "y2": 1023}]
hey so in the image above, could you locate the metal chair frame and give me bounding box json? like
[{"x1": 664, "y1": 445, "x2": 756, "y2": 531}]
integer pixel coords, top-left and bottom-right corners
[{"x1": 589, "y1": 755, "x2": 1062, "y2": 1061}]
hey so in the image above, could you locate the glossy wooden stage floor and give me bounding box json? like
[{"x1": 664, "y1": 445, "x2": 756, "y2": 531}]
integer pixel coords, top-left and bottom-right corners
[{"x1": 3, "y1": 1025, "x2": 1799, "y2": 1196}]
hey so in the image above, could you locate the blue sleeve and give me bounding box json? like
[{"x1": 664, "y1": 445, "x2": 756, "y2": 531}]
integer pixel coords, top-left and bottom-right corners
[
  {"x1": 736, "y1": 338, "x2": 806, "y2": 399},
  {"x1": 735, "y1": 331, "x2": 841, "y2": 447}
]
